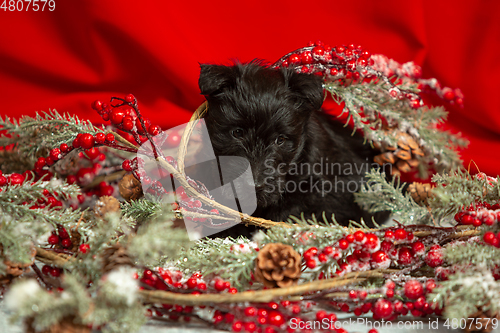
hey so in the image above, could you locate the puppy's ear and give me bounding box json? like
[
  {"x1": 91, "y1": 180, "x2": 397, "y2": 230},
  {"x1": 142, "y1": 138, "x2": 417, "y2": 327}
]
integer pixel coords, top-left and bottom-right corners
[
  {"x1": 199, "y1": 64, "x2": 236, "y2": 96},
  {"x1": 286, "y1": 71, "x2": 324, "y2": 110}
]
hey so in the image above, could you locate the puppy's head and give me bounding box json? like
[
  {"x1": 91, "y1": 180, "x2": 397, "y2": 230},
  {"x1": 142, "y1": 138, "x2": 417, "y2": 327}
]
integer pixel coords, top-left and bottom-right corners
[{"x1": 199, "y1": 62, "x2": 323, "y2": 207}]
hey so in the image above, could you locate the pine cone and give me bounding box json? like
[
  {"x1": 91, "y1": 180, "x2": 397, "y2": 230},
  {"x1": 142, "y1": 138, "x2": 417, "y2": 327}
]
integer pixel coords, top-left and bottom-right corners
[
  {"x1": 464, "y1": 310, "x2": 500, "y2": 333},
  {"x1": 101, "y1": 243, "x2": 134, "y2": 274},
  {"x1": 373, "y1": 131, "x2": 425, "y2": 176},
  {"x1": 119, "y1": 174, "x2": 143, "y2": 201},
  {"x1": 25, "y1": 316, "x2": 90, "y2": 333},
  {"x1": 254, "y1": 243, "x2": 301, "y2": 288},
  {"x1": 94, "y1": 196, "x2": 121, "y2": 218},
  {"x1": 407, "y1": 182, "x2": 434, "y2": 206},
  {"x1": 0, "y1": 244, "x2": 36, "y2": 285}
]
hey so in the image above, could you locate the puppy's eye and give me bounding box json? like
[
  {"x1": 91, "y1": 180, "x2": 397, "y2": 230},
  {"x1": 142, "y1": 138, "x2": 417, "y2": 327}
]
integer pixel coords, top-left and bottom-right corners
[
  {"x1": 275, "y1": 135, "x2": 287, "y2": 146},
  {"x1": 232, "y1": 128, "x2": 245, "y2": 139}
]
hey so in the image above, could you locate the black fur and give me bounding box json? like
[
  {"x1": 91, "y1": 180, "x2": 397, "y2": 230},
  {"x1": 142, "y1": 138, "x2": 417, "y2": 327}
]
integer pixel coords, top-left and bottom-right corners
[{"x1": 198, "y1": 62, "x2": 387, "y2": 237}]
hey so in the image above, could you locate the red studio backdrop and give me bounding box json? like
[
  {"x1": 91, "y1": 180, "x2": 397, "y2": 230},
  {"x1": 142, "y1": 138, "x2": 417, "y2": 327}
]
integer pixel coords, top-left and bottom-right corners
[{"x1": 0, "y1": 1, "x2": 499, "y2": 176}]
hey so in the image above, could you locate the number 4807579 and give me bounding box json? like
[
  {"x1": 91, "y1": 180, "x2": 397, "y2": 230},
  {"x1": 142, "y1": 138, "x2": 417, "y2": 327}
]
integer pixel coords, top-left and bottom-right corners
[{"x1": 1, "y1": 0, "x2": 56, "y2": 11}]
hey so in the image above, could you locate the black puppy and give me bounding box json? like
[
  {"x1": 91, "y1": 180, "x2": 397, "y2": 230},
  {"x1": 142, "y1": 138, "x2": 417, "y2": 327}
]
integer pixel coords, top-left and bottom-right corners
[{"x1": 198, "y1": 62, "x2": 385, "y2": 235}]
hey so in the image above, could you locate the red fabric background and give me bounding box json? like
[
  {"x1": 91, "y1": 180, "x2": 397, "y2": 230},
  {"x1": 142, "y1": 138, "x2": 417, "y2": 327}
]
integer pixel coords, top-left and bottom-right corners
[{"x1": 0, "y1": 1, "x2": 499, "y2": 176}]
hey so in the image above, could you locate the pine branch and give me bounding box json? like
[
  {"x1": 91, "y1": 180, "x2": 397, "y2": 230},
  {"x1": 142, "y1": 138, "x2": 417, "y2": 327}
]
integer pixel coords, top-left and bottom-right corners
[
  {"x1": 0, "y1": 110, "x2": 102, "y2": 164},
  {"x1": 444, "y1": 241, "x2": 500, "y2": 268},
  {"x1": 121, "y1": 196, "x2": 162, "y2": 224},
  {"x1": 325, "y1": 80, "x2": 467, "y2": 177},
  {"x1": 428, "y1": 268, "x2": 500, "y2": 320},
  {"x1": 429, "y1": 170, "x2": 500, "y2": 219},
  {"x1": 354, "y1": 169, "x2": 430, "y2": 224}
]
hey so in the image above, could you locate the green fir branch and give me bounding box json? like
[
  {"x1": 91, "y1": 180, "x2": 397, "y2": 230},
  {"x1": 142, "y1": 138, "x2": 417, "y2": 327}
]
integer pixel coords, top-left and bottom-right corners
[
  {"x1": 428, "y1": 268, "x2": 500, "y2": 320},
  {"x1": 325, "y1": 80, "x2": 467, "y2": 177},
  {"x1": 121, "y1": 195, "x2": 162, "y2": 224},
  {"x1": 0, "y1": 110, "x2": 102, "y2": 164},
  {"x1": 177, "y1": 236, "x2": 256, "y2": 289},
  {"x1": 354, "y1": 169, "x2": 430, "y2": 224},
  {"x1": 444, "y1": 241, "x2": 500, "y2": 268},
  {"x1": 429, "y1": 170, "x2": 500, "y2": 219}
]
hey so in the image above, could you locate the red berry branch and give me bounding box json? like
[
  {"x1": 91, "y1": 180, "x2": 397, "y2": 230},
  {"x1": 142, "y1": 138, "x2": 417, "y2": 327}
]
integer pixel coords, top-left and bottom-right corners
[{"x1": 271, "y1": 40, "x2": 464, "y2": 109}]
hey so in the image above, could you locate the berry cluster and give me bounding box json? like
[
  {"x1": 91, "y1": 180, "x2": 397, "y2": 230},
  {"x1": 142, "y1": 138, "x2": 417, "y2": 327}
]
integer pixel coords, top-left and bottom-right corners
[
  {"x1": 303, "y1": 228, "x2": 444, "y2": 278},
  {"x1": 333, "y1": 278, "x2": 441, "y2": 322},
  {"x1": 483, "y1": 231, "x2": 500, "y2": 247},
  {"x1": 92, "y1": 94, "x2": 163, "y2": 145},
  {"x1": 455, "y1": 201, "x2": 500, "y2": 227},
  {"x1": 272, "y1": 40, "x2": 464, "y2": 109},
  {"x1": 272, "y1": 41, "x2": 373, "y2": 85}
]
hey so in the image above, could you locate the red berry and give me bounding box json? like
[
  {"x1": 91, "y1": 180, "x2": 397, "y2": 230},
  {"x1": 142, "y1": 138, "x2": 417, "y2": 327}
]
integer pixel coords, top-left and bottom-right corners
[
  {"x1": 228, "y1": 287, "x2": 237, "y2": 294},
  {"x1": 386, "y1": 280, "x2": 396, "y2": 289},
  {"x1": 148, "y1": 125, "x2": 161, "y2": 136},
  {"x1": 288, "y1": 54, "x2": 301, "y2": 66},
  {"x1": 50, "y1": 148, "x2": 61, "y2": 161},
  {"x1": 111, "y1": 109, "x2": 125, "y2": 125},
  {"x1": 166, "y1": 133, "x2": 181, "y2": 147},
  {"x1": 42, "y1": 265, "x2": 51, "y2": 275},
  {"x1": 122, "y1": 160, "x2": 132, "y2": 171},
  {"x1": 85, "y1": 147, "x2": 100, "y2": 160},
  {"x1": 483, "y1": 214, "x2": 495, "y2": 226},
  {"x1": 461, "y1": 214, "x2": 474, "y2": 225},
  {"x1": 368, "y1": 330, "x2": 378, "y2": 333},
  {"x1": 411, "y1": 241, "x2": 426, "y2": 256},
  {"x1": 303, "y1": 247, "x2": 318, "y2": 260},
  {"x1": 8, "y1": 173, "x2": 25, "y2": 185},
  {"x1": 472, "y1": 218, "x2": 482, "y2": 227},
  {"x1": 354, "y1": 230, "x2": 365, "y2": 242},
  {"x1": 94, "y1": 132, "x2": 106, "y2": 144},
  {"x1": 484, "y1": 231, "x2": 496, "y2": 245},
  {"x1": 244, "y1": 322, "x2": 256, "y2": 332},
  {"x1": 59, "y1": 228, "x2": 69, "y2": 239},
  {"x1": 425, "y1": 247, "x2": 444, "y2": 267},
  {"x1": 105, "y1": 133, "x2": 115, "y2": 143},
  {"x1": 371, "y1": 250, "x2": 390, "y2": 268},
  {"x1": 48, "y1": 234, "x2": 60, "y2": 245},
  {"x1": 395, "y1": 228, "x2": 407, "y2": 240},
  {"x1": 79, "y1": 243, "x2": 90, "y2": 253},
  {"x1": 312, "y1": 46, "x2": 325, "y2": 58},
  {"x1": 364, "y1": 233, "x2": 379, "y2": 252},
  {"x1": 306, "y1": 259, "x2": 317, "y2": 269},
  {"x1": 35, "y1": 157, "x2": 47, "y2": 169},
  {"x1": 373, "y1": 299, "x2": 393, "y2": 319},
  {"x1": 232, "y1": 321, "x2": 243, "y2": 332},
  {"x1": 300, "y1": 51, "x2": 313, "y2": 64},
  {"x1": 186, "y1": 277, "x2": 197, "y2": 289},
  {"x1": 268, "y1": 310, "x2": 285, "y2": 326},
  {"x1": 338, "y1": 239, "x2": 349, "y2": 250},
  {"x1": 386, "y1": 288, "x2": 394, "y2": 298},
  {"x1": 50, "y1": 267, "x2": 61, "y2": 277},
  {"x1": 92, "y1": 100, "x2": 103, "y2": 111},
  {"x1": 404, "y1": 280, "x2": 424, "y2": 299},
  {"x1": 0, "y1": 176, "x2": 7, "y2": 186},
  {"x1": 398, "y1": 247, "x2": 413, "y2": 266},
  {"x1": 244, "y1": 307, "x2": 257, "y2": 316},
  {"x1": 318, "y1": 253, "x2": 328, "y2": 263},
  {"x1": 125, "y1": 94, "x2": 135, "y2": 103},
  {"x1": 323, "y1": 246, "x2": 333, "y2": 255},
  {"x1": 410, "y1": 99, "x2": 421, "y2": 108},
  {"x1": 384, "y1": 230, "x2": 394, "y2": 239},
  {"x1": 348, "y1": 290, "x2": 357, "y2": 299},
  {"x1": 79, "y1": 133, "x2": 95, "y2": 149},
  {"x1": 61, "y1": 238, "x2": 72, "y2": 248},
  {"x1": 315, "y1": 310, "x2": 327, "y2": 320},
  {"x1": 346, "y1": 234, "x2": 355, "y2": 243},
  {"x1": 214, "y1": 279, "x2": 225, "y2": 291}
]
